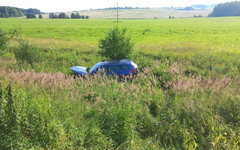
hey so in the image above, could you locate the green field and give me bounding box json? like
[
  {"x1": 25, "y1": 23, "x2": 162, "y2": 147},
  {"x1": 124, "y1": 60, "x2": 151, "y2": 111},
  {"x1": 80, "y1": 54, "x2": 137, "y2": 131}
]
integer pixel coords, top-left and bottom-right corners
[
  {"x1": 1, "y1": 17, "x2": 240, "y2": 45},
  {"x1": 0, "y1": 18, "x2": 240, "y2": 149}
]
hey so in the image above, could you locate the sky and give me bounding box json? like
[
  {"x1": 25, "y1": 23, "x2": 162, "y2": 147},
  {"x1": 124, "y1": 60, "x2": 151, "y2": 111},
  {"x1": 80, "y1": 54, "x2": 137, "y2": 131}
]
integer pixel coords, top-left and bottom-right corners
[{"x1": 0, "y1": 0, "x2": 235, "y2": 12}]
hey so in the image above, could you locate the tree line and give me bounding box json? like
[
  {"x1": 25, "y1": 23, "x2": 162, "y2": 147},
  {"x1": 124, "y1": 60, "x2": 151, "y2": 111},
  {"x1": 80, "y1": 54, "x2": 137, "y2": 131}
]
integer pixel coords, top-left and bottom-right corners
[
  {"x1": 0, "y1": 6, "x2": 40, "y2": 18},
  {"x1": 49, "y1": 12, "x2": 89, "y2": 19},
  {"x1": 174, "y1": 6, "x2": 194, "y2": 11},
  {"x1": 209, "y1": 1, "x2": 240, "y2": 17},
  {"x1": 26, "y1": 13, "x2": 43, "y2": 19}
]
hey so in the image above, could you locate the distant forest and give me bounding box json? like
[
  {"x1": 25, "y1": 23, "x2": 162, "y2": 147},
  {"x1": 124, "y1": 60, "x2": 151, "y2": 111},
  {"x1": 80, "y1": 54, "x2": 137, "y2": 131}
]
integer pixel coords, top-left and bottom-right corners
[
  {"x1": 0, "y1": 6, "x2": 41, "y2": 18},
  {"x1": 209, "y1": 1, "x2": 240, "y2": 17},
  {"x1": 49, "y1": 12, "x2": 89, "y2": 19}
]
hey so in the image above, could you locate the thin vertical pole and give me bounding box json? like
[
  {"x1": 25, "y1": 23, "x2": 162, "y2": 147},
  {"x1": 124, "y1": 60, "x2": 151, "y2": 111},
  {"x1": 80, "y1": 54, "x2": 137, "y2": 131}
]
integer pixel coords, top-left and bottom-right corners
[{"x1": 117, "y1": 3, "x2": 119, "y2": 22}]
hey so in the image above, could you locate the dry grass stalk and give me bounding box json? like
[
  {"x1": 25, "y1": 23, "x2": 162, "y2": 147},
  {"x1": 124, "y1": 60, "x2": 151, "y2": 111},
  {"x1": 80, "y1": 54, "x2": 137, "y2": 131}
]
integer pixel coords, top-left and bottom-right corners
[{"x1": 165, "y1": 75, "x2": 235, "y2": 94}]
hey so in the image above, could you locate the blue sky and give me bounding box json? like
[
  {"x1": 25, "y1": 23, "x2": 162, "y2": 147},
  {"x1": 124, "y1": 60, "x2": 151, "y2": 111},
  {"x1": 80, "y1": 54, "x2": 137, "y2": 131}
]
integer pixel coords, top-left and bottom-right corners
[{"x1": 0, "y1": 0, "x2": 234, "y2": 12}]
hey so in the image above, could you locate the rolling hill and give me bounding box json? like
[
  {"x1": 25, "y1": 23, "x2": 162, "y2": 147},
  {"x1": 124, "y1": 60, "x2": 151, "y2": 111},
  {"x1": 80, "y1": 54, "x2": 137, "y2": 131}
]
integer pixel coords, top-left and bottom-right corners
[{"x1": 41, "y1": 8, "x2": 212, "y2": 19}]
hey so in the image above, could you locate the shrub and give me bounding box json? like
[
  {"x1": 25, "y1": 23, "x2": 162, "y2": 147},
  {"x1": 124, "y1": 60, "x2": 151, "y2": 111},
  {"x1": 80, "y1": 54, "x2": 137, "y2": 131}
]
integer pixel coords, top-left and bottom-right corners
[
  {"x1": 14, "y1": 40, "x2": 41, "y2": 65},
  {"x1": 99, "y1": 27, "x2": 134, "y2": 60},
  {"x1": 71, "y1": 13, "x2": 81, "y2": 19},
  {"x1": 26, "y1": 13, "x2": 36, "y2": 18},
  {"x1": 71, "y1": 13, "x2": 76, "y2": 18},
  {"x1": 58, "y1": 13, "x2": 68, "y2": 19},
  {"x1": 49, "y1": 13, "x2": 57, "y2": 19},
  {"x1": 76, "y1": 13, "x2": 81, "y2": 18}
]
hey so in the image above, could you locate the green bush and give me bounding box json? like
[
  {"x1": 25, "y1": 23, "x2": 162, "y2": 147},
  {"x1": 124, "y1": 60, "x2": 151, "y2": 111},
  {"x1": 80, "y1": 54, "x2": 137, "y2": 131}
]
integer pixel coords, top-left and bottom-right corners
[
  {"x1": 99, "y1": 27, "x2": 134, "y2": 60},
  {"x1": 26, "y1": 13, "x2": 36, "y2": 18},
  {"x1": 14, "y1": 40, "x2": 41, "y2": 65}
]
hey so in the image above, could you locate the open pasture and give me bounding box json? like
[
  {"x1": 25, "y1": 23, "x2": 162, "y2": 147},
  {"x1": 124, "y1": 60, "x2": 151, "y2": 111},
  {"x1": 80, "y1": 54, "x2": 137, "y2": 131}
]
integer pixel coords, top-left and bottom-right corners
[
  {"x1": 1, "y1": 17, "x2": 240, "y2": 45},
  {"x1": 1, "y1": 17, "x2": 240, "y2": 76},
  {"x1": 0, "y1": 17, "x2": 240, "y2": 149}
]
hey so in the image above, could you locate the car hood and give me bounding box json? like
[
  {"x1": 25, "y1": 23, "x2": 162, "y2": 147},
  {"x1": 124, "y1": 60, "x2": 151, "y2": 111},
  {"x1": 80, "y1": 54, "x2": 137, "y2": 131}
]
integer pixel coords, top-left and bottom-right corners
[{"x1": 71, "y1": 66, "x2": 88, "y2": 75}]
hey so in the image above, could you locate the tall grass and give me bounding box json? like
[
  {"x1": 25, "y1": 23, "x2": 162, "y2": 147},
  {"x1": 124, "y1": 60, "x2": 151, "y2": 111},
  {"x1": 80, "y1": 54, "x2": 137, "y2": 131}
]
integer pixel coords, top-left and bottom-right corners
[
  {"x1": 14, "y1": 40, "x2": 42, "y2": 65},
  {"x1": 0, "y1": 18, "x2": 240, "y2": 149},
  {"x1": 0, "y1": 60, "x2": 239, "y2": 149}
]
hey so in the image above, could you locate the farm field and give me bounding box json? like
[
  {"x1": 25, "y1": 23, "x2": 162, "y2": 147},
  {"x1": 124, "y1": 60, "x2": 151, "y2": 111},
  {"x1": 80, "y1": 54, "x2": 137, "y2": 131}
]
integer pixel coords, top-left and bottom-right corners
[
  {"x1": 0, "y1": 18, "x2": 240, "y2": 149},
  {"x1": 57, "y1": 8, "x2": 212, "y2": 19},
  {"x1": 18, "y1": 8, "x2": 212, "y2": 19},
  {"x1": 1, "y1": 17, "x2": 240, "y2": 45}
]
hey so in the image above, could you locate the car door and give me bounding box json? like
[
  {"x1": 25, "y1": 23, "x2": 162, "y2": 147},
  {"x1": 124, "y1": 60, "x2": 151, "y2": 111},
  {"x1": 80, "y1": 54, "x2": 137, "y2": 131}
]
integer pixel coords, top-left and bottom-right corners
[
  {"x1": 107, "y1": 65, "x2": 120, "y2": 75},
  {"x1": 99, "y1": 66, "x2": 109, "y2": 75},
  {"x1": 119, "y1": 65, "x2": 131, "y2": 75}
]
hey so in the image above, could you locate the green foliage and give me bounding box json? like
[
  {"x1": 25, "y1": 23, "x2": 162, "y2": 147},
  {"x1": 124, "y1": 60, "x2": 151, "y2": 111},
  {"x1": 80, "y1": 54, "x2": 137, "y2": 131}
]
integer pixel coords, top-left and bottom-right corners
[
  {"x1": 0, "y1": 18, "x2": 240, "y2": 149},
  {"x1": 0, "y1": 6, "x2": 25, "y2": 18},
  {"x1": 70, "y1": 13, "x2": 89, "y2": 19},
  {"x1": 209, "y1": 1, "x2": 240, "y2": 17},
  {"x1": 76, "y1": 13, "x2": 81, "y2": 18},
  {"x1": 99, "y1": 27, "x2": 134, "y2": 59},
  {"x1": 71, "y1": 12, "x2": 81, "y2": 19},
  {"x1": 26, "y1": 13, "x2": 36, "y2": 18},
  {"x1": 0, "y1": 83, "x2": 64, "y2": 149},
  {"x1": 25, "y1": 8, "x2": 41, "y2": 15},
  {"x1": 71, "y1": 13, "x2": 76, "y2": 18},
  {"x1": 39, "y1": 14, "x2": 43, "y2": 19},
  {"x1": 49, "y1": 13, "x2": 70, "y2": 19},
  {"x1": 14, "y1": 40, "x2": 42, "y2": 65},
  {"x1": 58, "y1": 13, "x2": 68, "y2": 19},
  {"x1": 0, "y1": 28, "x2": 8, "y2": 52},
  {"x1": 49, "y1": 13, "x2": 58, "y2": 19},
  {"x1": 0, "y1": 6, "x2": 40, "y2": 18}
]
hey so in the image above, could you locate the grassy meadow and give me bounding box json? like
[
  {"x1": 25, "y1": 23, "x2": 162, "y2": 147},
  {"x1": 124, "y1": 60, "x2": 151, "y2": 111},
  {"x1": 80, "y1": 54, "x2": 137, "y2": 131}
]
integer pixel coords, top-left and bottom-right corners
[
  {"x1": 0, "y1": 17, "x2": 240, "y2": 149},
  {"x1": 1, "y1": 17, "x2": 240, "y2": 45}
]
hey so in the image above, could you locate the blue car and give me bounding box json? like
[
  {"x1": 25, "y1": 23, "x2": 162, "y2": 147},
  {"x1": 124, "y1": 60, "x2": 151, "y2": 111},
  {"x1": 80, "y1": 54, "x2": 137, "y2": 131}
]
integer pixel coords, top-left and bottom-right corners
[{"x1": 71, "y1": 59, "x2": 138, "y2": 77}]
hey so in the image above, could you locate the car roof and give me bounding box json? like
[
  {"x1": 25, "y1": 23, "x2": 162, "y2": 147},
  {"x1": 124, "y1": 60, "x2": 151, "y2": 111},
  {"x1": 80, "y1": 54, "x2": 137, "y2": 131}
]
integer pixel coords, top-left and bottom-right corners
[{"x1": 101, "y1": 59, "x2": 132, "y2": 66}]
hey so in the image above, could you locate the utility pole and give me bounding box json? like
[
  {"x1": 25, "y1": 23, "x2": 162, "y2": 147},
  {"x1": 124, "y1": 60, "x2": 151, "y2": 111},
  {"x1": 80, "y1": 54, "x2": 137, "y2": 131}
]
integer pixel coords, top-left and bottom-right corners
[{"x1": 117, "y1": 2, "x2": 119, "y2": 22}]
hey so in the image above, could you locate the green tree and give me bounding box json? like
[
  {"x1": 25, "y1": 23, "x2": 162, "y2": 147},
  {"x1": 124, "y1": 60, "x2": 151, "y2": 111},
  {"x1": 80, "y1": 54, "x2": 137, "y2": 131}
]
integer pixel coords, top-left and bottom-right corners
[
  {"x1": 209, "y1": 1, "x2": 240, "y2": 17},
  {"x1": 49, "y1": 13, "x2": 57, "y2": 19},
  {"x1": 99, "y1": 27, "x2": 134, "y2": 60},
  {"x1": 49, "y1": 13, "x2": 54, "y2": 18},
  {"x1": 0, "y1": 6, "x2": 25, "y2": 18},
  {"x1": 39, "y1": 14, "x2": 43, "y2": 19},
  {"x1": 71, "y1": 13, "x2": 76, "y2": 18},
  {"x1": 75, "y1": 12, "x2": 81, "y2": 18},
  {"x1": 26, "y1": 13, "x2": 36, "y2": 18},
  {"x1": 25, "y1": 8, "x2": 41, "y2": 14},
  {"x1": 58, "y1": 13, "x2": 67, "y2": 18}
]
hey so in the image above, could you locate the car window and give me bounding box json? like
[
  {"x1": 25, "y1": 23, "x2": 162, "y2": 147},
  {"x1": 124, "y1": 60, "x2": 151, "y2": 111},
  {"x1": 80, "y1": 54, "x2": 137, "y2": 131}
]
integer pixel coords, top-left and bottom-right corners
[
  {"x1": 108, "y1": 65, "x2": 120, "y2": 72},
  {"x1": 90, "y1": 62, "x2": 103, "y2": 73},
  {"x1": 120, "y1": 65, "x2": 130, "y2": 70}
]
